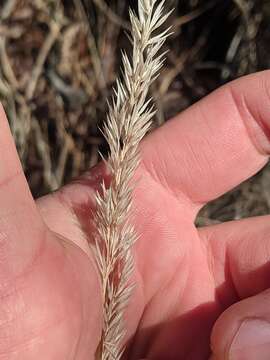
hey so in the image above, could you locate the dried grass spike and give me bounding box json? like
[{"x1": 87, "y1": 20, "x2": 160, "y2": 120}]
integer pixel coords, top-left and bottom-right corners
[{"x1": 94, "y1": 1, "x2": 171, "y2": 359}]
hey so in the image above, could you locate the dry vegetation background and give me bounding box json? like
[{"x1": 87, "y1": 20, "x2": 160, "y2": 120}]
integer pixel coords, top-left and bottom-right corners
[{"x1": 0, "y1": 0, "x2": 270, "y2": 225}]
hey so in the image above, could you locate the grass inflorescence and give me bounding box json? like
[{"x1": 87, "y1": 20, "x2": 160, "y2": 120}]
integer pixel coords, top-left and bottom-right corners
[{"x1": 94, "y1": 1, "x2": 171, "y2": 359}]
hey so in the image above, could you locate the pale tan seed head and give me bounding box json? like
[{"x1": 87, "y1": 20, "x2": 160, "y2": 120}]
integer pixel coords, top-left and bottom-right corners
[{"x1": 94, "y1": 1, "x2": 171, "y2": 359}]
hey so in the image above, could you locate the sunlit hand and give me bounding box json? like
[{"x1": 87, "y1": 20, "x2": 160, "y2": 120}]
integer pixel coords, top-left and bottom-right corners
[{"x1": 1, "y1": 71, "x2": 270, "y2": 360}]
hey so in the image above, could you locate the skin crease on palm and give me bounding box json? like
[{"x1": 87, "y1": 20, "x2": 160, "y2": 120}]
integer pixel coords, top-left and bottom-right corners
[{"x1": 2, "y1": 71, "x2": 270, "y2": 360}]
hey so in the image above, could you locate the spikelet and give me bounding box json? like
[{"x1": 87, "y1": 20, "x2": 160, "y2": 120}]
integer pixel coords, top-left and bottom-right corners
[{"x1": 94, "y1": 1, "x2": 171, "y2": 359}]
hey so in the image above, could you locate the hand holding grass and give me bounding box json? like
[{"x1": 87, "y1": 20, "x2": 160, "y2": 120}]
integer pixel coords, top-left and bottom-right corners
[{"x1": 1, "y1": 71, "x2": 270, "y2": 359}]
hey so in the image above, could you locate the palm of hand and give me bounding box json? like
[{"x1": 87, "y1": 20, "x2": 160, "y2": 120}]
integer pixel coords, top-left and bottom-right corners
[
  {"x1": 11, "y1": 161, "x2": 218, "y2": 360},
  {"x1": 36, "y1": 161, "x2": 216, "y2": 360},
  {"x1": 1, "y1": 72, "x2": 270, "y2": 360}
]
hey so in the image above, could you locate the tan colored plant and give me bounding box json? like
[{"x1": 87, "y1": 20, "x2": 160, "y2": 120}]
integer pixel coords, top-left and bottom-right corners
[{"x1": 94, "y1": 1, "x2": 171, "y2": 359}]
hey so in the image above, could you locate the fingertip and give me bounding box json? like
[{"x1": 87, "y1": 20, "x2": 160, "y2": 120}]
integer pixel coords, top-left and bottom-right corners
[
  {"x1": 228, "y1": 69, "x2": 270, "y2": 156},
  {"x1": 211, "y1": 289, "x2": 270, "y2": 360}
]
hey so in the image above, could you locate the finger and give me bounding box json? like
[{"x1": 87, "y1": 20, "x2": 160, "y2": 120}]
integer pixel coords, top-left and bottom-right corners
[
  {"x1": 211, "y1": 289, "x2": 270, "y2": 360},
  {"x1": 199, "y1": 215, "x2": 270, "y2": 304},
  {"x1": 141, "y1": 70, "x2": 270, "y2": 206},
  {"x1": 0, "y1": 105, "x2": 44, "y2": 275}
]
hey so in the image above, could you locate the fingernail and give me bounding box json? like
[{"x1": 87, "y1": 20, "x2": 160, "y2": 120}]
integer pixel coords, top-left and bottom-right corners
[{"x1": 229, "y1": 319, "x2": 270, "y2": 359}]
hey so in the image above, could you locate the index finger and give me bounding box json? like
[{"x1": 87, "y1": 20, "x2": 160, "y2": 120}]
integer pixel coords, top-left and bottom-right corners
[{"x1": 141, "y1": 71, "x2": 270, "y2": 207}]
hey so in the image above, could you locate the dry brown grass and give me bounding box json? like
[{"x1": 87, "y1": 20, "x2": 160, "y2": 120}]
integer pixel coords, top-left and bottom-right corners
[{"x1": 0, "y1": 0, "x2": 270, "y2": 224}]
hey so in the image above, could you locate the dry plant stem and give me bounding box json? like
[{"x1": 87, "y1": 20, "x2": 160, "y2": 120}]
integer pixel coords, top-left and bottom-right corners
[
  {"x1": 1, "y1": 0, "x2": 17, "y2": 20},
  {"x1": 26, "y1": 19, "x2": 61, "y2": 100},
  {"x1": 74, "y1": 0, "x2": 107, "y2": 94},
  {"x1": 94, "y1": 1, "x2": 171, "y2": 359},
  {"x1": 93, "y1": 0, "x2": 130, "y2": 31}
]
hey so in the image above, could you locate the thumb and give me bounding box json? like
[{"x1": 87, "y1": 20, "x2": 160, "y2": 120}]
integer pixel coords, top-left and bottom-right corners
[
  {"x1": 211, "y1": 289, "x2": 270, "y2": 359},
  {"x1": 0, "y1": 104, "x2": 45, "y2": 277}
]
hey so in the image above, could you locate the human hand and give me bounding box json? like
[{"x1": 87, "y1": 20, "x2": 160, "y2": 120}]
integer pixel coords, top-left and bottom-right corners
[{"x1": 1, "y1": 71, "x2": 270, "y2": 359}]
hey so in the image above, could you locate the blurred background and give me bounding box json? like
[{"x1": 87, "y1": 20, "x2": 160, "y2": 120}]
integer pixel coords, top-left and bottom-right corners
[{"x1": 0, "y1": 0, "x2": 270, "y2": 225}]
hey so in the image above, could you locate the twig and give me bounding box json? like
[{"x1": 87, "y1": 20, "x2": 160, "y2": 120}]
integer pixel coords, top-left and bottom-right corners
[
  {"x1": 25, "y1": 19, "x2": 61, "y2": 100},
  {"x1": 173, "y1": 0, "x2": 218, "y2": 28},
  {"x1": 93, "y1": 0, "x2": 130, "y2": 31},
  {"x1": 0, "y1": 37, "x2": 19, "y2": 89},
  {"x1": 1, "y1": 0, "x2": 17, "y2": 20},
  {"x1": 232, "y1": 0, "x2": 261, "y2": 74},
  {"x1": 32, "y1": 120, "x2": 59, "y2": 191},
  {"x1": 74, "y1": 0, "x2": 107, "y2": 94}
]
